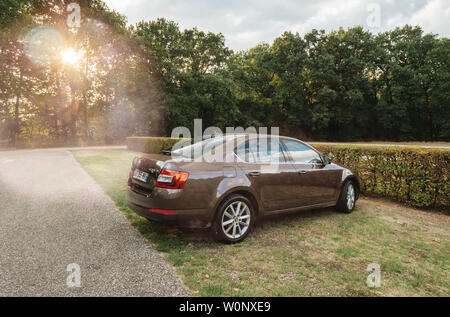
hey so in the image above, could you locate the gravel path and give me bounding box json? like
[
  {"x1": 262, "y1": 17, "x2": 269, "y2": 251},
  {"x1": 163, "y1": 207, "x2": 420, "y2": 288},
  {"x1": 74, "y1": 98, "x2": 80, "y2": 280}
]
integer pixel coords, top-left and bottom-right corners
[{"x1": 0, "y1": 148, "x2": 190, "y2": 296}]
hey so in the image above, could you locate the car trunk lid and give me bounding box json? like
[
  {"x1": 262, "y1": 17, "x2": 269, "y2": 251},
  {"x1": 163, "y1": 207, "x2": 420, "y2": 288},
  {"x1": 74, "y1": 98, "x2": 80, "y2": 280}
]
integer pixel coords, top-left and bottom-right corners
[{"x1": 130, "y1": 154, "x2": 173, "y2": 195}]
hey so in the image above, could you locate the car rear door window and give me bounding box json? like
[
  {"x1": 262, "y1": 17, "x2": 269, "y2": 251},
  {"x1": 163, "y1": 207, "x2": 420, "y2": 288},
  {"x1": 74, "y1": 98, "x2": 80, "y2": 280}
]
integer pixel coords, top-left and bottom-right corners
[
  {"x1": 235, "y1": 138, "x2": 286, "y2": 163},
  {"x1": 250, "y1": 138, "x2": 286, "y2": 163},
  {"x1": 235, "y1": 141, "x2": 256, "y2": 163},
  {"x1": 282, "y1": 139, "x2": 322, "y2": 164}
]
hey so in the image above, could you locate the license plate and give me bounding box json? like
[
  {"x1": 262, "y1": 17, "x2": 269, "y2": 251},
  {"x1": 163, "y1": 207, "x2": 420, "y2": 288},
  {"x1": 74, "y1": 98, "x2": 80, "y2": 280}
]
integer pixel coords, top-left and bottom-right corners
[{"x1": 133, "y1": 169, "x2": 149, "y2": 182}]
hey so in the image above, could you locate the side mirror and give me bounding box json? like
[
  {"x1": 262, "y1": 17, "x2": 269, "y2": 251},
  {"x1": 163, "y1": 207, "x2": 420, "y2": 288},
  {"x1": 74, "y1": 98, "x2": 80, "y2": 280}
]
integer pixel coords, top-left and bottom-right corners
[{"x1": 323, "y1": 155, "x2": 332, "y2": 165}]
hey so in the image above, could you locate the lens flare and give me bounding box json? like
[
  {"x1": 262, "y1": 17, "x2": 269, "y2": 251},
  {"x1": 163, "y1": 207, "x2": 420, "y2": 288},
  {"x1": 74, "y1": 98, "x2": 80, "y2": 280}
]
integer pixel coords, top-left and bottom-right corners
[
  {"x1": 62, "y1": 48, "x2": 79, "y2": 65},
  {"x1": 23, "y1": 26, "x2": 64, "y2": 66}
]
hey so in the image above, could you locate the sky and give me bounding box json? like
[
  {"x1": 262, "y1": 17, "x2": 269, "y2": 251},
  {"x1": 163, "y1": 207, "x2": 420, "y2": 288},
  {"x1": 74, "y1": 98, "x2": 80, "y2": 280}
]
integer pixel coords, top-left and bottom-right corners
[{"x1": 103, "y1": 0, "x2": 450, "y2": 51}]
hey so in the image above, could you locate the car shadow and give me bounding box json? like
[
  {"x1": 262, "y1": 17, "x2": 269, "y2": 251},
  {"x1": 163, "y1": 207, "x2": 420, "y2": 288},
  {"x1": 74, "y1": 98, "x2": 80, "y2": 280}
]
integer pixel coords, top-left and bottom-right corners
[{"x1": 176, "y1": 206, "x2": 338, "y2": 241}]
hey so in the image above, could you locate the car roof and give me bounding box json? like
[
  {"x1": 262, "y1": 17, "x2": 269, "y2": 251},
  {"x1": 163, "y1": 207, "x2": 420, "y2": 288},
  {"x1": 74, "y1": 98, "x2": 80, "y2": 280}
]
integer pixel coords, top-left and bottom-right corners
[
  {"x1": 220, "y1": 134, "x2": 321, "y2": 155},
  {"x1": 223, "y1": 133, "x2": 298, "y2": 140}
]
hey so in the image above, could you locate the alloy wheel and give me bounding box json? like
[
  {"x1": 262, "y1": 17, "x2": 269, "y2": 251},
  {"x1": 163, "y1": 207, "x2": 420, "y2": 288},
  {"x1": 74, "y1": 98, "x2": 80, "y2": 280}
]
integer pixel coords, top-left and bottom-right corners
[
  {"x1": 347, "y1": 183, "x2": 355, "y2": 210},
  {"x1": 221, "y1": 201, "x2": 251, "y2": 240}
]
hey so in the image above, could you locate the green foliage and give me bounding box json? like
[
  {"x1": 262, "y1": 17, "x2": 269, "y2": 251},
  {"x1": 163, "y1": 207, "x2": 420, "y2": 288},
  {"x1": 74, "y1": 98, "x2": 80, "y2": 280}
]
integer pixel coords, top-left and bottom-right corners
[
  {"x1": 0, "y1": 0, "x2": 28, "y2": 30},
  {"x1": 373, "y1": 26, "x2": 449, "y2": 141},
  {"x1": 314, "y1": 144, "x2": 450, "y2": 210},
  {"x1": 227, "y1": 26, "x2": 449, "y2": 141},
  {"x1": 0, "y1": 0, "x2": 162, "y2": 148},
  {"x1": 133, "y1": 18, "x2": 239, "y2": 133},
  {"x1": 1, "y1": 2, "x2": 449, "y2": 148},
  {"x1": 131, "y1": 22, "x2": 449, "y2": 141}
]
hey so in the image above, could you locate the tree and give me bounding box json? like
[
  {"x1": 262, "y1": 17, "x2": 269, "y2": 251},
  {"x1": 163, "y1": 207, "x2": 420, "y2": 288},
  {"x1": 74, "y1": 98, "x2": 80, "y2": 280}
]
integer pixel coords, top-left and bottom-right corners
[
  {"x1": 1, "y1": 2, "x2": 449, "y2": 146},
  {"x1": 133, "y1": 18, "x2": 237, "y2": 133},
  {"x1": 375, "y1": 26, "x2": 447, "y2": 140},
  {"x1": 0, "y1": 0, "x2": 165, "y2": 146}
]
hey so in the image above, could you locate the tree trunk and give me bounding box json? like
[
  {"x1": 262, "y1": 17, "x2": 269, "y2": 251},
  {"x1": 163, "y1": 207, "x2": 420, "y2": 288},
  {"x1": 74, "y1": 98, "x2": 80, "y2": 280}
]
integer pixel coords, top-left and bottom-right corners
[
  {"x1": 11, "y1": 70, "x2": 23, "y2": 147},
  {"x1": 83, "y1": 51, "x2": 89, "y2": 141},
  {"x1": 424, "y1": 89, "x2": 433, "y2": 140},
  {"x1": 69, "y1": 84, "x2": 78, "y2": 145},
  {"x1": 83, "y1": 91, "x2": 88, "y2": 140}
]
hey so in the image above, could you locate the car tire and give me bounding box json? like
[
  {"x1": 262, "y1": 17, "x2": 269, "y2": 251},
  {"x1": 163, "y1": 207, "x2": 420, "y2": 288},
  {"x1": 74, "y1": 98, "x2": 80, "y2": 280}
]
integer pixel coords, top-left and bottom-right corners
[
  {"x1": 213, "y1": 194, "x2": 255, "y2": 243},
  {"x1": 336, "y1": 180, "x2": 357, "y2": 213}
]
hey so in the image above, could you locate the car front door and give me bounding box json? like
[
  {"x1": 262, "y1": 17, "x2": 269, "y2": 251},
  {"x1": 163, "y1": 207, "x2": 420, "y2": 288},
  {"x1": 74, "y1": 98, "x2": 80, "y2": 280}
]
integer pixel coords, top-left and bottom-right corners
[{"x1": 281, "y1": 139, "x2": 341, "y2": 206}]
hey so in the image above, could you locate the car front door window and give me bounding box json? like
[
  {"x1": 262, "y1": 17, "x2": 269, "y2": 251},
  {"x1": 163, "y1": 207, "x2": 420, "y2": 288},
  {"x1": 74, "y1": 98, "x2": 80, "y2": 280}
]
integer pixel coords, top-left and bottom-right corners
[{"x1": 281, "y1": 140, "x2": 322, "y2": 164}]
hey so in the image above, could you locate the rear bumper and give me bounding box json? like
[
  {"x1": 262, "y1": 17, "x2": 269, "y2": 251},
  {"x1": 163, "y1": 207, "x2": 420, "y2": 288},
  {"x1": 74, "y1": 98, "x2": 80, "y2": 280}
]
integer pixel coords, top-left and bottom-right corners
[{"x1": 126, "y1": 187, "x2": 213, "y2": 229}]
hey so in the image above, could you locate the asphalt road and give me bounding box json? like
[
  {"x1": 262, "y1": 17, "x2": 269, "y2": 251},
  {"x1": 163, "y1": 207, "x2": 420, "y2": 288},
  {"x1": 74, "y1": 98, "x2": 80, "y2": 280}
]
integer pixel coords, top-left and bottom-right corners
[{"x1": 0, "y1": 148, "x2": 190, "y2": 296}]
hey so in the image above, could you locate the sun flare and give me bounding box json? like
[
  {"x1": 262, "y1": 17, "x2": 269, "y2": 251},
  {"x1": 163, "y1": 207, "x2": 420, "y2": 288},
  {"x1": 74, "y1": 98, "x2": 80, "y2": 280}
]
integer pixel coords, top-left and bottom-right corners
[{"x1": 62, "y1": 48, "x2": 79, "y2": 65}]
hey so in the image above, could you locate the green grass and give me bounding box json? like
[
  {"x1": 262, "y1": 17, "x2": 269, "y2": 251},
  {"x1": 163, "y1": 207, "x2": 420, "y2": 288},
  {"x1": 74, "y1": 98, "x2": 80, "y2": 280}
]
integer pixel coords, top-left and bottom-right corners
[{"x1": 72, "y1": 149, "x2": 450, "y2": 297}]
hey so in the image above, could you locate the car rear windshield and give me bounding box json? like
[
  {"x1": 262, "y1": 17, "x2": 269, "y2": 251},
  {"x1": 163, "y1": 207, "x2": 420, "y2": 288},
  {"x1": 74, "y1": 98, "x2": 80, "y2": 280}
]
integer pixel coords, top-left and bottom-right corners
[{"x1": 171, "y1": 135, "x2": 235, "y2": 159}]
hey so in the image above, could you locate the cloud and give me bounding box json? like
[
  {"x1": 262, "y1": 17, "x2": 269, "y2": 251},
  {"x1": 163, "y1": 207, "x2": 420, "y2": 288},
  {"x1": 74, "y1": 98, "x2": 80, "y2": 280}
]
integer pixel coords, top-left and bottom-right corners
[
  {"x1": 103, "y1": 0, "x2": 450, "y2": 51},
  {"x1": 409, "y1": 0, "x2": 450, "y2": 35}
]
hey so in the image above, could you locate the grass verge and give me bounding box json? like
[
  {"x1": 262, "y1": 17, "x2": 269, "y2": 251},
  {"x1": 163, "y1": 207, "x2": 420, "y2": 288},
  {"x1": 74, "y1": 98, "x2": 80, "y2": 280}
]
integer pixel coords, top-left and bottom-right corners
[{"x1": 72, "y1": 149, "x2": 449, "y2": 297}]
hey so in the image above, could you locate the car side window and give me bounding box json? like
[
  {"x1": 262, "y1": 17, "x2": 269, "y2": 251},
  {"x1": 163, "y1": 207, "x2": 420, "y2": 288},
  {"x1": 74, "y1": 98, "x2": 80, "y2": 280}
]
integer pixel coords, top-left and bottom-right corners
[
  {"x1": 282, "y1": 139, "x2": 322, "y2": 164},
  {"x1": 234, "y1": 141, "x2": 256, "y2": 163},
  {"x1": 235, "y1": 138, "x2": 286, "y2": 163},
  {"x1": 249, "y1": 138, "x2": 286, "y2": 163}
]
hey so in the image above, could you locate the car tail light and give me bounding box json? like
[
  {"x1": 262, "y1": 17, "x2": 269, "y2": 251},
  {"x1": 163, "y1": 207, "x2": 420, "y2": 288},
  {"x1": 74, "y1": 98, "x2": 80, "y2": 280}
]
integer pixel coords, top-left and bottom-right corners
[{"x1": 155, "y1": 169, "x2": 189, "y2": 189}]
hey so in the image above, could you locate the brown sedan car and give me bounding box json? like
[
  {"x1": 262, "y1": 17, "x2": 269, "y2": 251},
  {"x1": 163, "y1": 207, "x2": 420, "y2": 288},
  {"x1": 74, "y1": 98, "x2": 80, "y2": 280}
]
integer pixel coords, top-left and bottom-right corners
[{"x1": 127, "y1": 134, "x2": 359, "y2": 242}]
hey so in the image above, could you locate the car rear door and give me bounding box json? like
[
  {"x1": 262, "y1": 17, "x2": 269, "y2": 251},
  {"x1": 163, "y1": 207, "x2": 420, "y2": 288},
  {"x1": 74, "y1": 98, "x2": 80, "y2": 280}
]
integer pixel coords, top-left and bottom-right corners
[
  {"x1": 234, "y1": 136, "x2": 299, "y2": 212},
  {"x1": 281, "y1": 139, "x2": 341, "y2": 206}
]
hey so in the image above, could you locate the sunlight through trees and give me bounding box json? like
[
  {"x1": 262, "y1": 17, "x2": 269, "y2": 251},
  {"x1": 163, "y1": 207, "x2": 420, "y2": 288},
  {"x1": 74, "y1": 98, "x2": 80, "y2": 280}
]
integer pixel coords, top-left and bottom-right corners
[{"x1": 0, "y1": 1, "x2": 448, "y2": 148}]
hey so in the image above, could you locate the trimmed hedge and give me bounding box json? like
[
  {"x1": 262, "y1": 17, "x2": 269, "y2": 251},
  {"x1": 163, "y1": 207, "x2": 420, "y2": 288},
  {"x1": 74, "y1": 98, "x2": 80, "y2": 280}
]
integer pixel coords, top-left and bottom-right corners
[
  {"x1": 126, "y1": 137, "x2": 186, "y2": 154},
  {"x1": 126, "y1": 137, "x2": 449, "y2": 210},
  {"x1": 313, "y1": 144, "x2": 449, "y2": 210}
]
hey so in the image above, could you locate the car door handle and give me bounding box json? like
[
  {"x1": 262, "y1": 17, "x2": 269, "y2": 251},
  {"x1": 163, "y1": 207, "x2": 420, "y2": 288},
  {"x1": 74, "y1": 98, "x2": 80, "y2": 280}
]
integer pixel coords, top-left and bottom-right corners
[
  {"x1": 249, "y1": 171, "x2": 261, "y2": 177},
  {"x1": 298, "y1": 170, "x2": 307, "y2": 174}
]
